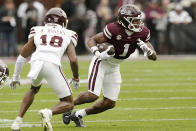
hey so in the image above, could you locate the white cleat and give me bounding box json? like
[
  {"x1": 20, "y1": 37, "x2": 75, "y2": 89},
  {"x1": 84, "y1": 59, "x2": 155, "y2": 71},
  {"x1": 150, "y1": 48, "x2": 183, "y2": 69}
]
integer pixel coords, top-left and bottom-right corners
[
  {"x1": 11, "y1": 117, "x2": 22, "y2": 131},
  {"x1": 39, "y1": 109, "x2": 53, "y2": 131}
]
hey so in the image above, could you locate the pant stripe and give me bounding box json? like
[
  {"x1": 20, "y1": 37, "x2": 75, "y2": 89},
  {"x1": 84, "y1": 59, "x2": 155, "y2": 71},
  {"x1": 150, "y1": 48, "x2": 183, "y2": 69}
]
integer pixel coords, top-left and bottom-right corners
[
  {"x1": 59, "y1": 66, "x2": 72, "y2": 94},
  {"x1": 88, "y1": 58, "x2": 99, "y2": 90},
  {"x1": 91, "y1": 60, "x2": 101, "y2": 91}
]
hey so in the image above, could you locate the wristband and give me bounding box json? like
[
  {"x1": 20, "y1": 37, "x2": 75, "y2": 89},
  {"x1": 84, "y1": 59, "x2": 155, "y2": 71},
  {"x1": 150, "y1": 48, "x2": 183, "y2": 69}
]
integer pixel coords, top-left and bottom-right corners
[
  {"x1": 90, "y1": 46, "x2": 98, "y2": 54},
  {"x1": 94, "y1": 50, "x2": 101, "y2": 57}
]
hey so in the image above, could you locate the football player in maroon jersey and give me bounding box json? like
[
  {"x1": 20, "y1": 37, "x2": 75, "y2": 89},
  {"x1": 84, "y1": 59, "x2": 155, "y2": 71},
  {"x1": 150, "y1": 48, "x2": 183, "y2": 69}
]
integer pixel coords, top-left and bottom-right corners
[{"x1": 63, "y1": 4, "x2": 157, "y2": 127}]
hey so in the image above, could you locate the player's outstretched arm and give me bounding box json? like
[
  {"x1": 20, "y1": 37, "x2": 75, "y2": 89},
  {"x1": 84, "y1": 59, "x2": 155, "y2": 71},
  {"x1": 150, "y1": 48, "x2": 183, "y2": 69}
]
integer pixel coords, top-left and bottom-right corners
[
  {"x1": 10, "y1": 38, "x2": 36, "y2": 89},
  {"x1": 146, "y1": 42, "x2": 157, "y2": 61},
  {"x1": 137, "y1": 39, "x2": 157, "y2": 61},
  {"x1": 20, "y1": 38, "x2": 36, "y2": 58},
  {"x1": 66, "y1": 41, "x2": 79, "y2": 89}
]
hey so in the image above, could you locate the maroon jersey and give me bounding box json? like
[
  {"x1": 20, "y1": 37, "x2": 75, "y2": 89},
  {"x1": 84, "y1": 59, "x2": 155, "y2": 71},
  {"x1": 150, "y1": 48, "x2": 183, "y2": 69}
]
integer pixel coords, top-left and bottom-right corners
[{"x1": 103, "y1": 22, "x2": 150, "y2": 59}]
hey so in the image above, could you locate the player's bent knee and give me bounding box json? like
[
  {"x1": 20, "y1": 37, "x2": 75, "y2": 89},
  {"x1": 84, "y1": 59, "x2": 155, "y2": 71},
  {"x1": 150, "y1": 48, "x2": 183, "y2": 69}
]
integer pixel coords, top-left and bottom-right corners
[
  {"x1": 64, "y1": 101, "x2": 74, "y2": 110},
  {"x1": 87, "y1": 92, "x2": 99, "y2": 101},
  {"x1": 30, "y1": 85, "x2": 41, "y2": 94},
  {"x1": 103, "y1": 98, "x2": 116, "y2": 109},
  {"x1": 60, "y1": 95, "x2": 74, "y2": 110}
]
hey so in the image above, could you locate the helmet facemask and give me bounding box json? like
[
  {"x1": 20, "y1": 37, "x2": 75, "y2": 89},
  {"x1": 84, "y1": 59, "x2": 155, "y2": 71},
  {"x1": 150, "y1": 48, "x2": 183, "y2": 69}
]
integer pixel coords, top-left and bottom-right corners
[{"x1": 124, "y1": 15, "x2": 144, "y2": 32}]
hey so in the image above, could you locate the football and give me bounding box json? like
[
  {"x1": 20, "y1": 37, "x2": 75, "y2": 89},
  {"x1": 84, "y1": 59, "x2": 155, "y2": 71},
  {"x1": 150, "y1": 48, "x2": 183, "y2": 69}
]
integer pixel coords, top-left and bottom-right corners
[{"x1": 97, "y1": 43, "x2": 115, "y2": 55}]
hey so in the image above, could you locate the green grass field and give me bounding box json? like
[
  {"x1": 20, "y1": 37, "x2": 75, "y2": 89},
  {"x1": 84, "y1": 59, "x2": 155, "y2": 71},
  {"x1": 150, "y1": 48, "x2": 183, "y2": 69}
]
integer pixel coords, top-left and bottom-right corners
[{"x1": 1, "y1": 59, "x2": 196, "y2": 131}]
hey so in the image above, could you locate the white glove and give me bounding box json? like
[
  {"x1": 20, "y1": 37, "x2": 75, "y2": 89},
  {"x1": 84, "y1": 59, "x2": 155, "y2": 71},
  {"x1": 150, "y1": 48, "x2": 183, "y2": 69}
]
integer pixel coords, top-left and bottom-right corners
[
  {"x1": 10, "y1": 76, "x2": 20, "y2": 90},
  {"x1": 70, "y1": 78, "x2": 80, "y2": 90},
  {"x1": 137, "y1": 39, "x2": 153, "y2": 56},
  {"x1": 10, "y1": 55, "x2": 26, "y2": 89},
  {"x1": 99, "y1": 46, "x2": 115, "y2": 60}
]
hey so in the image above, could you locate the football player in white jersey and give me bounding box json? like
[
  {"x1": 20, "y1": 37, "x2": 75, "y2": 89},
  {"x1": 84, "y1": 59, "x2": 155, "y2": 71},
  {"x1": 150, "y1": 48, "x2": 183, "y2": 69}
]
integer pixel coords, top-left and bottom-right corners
[
  {"x1": 10, "y1": 8, "x2": 79, "y2": 131},
  {"x1": 62, "y1": 4, "x2": 157, "y2": 127}
]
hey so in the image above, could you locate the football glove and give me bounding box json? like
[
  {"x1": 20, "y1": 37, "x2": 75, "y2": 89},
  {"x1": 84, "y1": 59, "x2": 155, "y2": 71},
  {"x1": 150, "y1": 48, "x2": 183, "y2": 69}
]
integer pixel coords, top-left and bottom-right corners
[
  {"x1": 70, "y1": 78, "x2": 80, "y2": 90},
  {"x1": 99, "y1": 46, "x2": 115, "y2": 60},
  {"x1": 137, "y1": 39, "x2": 153, "y2": 56},
  {"x1": 10, "y1": 76, "x2": 20, "y2": 89}
]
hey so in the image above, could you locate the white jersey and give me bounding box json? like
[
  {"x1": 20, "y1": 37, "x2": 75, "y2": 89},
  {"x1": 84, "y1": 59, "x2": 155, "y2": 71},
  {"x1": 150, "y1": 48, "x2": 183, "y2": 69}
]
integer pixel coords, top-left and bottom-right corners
[{"x1": 28, "y1": 24, "x2": 78, "y2": 66}]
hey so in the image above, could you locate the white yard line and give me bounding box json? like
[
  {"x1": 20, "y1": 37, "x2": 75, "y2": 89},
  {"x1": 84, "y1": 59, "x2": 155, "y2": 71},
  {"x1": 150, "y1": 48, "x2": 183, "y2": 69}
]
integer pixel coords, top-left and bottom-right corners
[
  {"x1": 1, "y1": 97, "x2": 196, "y2": 104},
  {"x1": 1, "y1": 106, "x2": 196, "y2": 113},
  {"x1": 4, "y1": 78, "x2": 196, "y2": 87},
  {"x1": 119, "y1": 97, "x2": 196, "y2": 101},
  {"x1": 122, "y1": 83, "x2": 196, "y2": 87},
  {"x1": 0, "y1": 123, "x2": 41, "y2": 128},
  {"x1": 1, "y1": 89, "x2": 196, "y2": 96},
  {"x1": 1, "y1": 118, "x2": 196, "y2": 128},
  {"x1": 5, "y1": 79, "x2": 88, "y2": 86},
  {"x1": 120, "y1": 89, "x2": 196, "y2": 93},
  {"x1": 114, "y1": 107, "x2": 196, "y2": 110}
]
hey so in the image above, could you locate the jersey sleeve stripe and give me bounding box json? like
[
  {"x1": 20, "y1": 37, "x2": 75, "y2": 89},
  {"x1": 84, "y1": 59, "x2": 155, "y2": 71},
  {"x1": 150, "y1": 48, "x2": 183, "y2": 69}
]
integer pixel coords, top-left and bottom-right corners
[
  {"x1": 72, "y1": 35, "x2": 77, "y2": 41},
  {"x1": 104, "y1": 28, "x2": 111, "y2": 39},
  {"x1": 30, "y1": 28, "x2": 35, "y2": 31},
  {"x1": 73, "y1": 34, "x2": 78, "y2": 38},
  {"x1": 145, "y1": 33, "x2": 150, "y2": 41},
  {"x1": 30, "y1": 32, "x2": 35, "y2": 34},
  {"x1": 105, "y1": 25, "x2": 112, "y2": 36}
]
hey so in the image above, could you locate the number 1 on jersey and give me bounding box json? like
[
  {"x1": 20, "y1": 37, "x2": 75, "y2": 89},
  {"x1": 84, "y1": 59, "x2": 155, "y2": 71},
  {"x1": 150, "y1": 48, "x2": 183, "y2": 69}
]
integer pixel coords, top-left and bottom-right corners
[
  {"x1": 119, "y1": 44, "x2": 130, "y2": 57},
  {"x1": 40, "y1": 35, "x2": 63, "y2": 47}
]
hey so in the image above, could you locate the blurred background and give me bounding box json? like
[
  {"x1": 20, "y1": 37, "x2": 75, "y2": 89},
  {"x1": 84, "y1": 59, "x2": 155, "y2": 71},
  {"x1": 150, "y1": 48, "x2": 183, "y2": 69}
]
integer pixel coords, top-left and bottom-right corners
[{"x1": 0, "y1": 0, "x2": 196, "y2": 57}]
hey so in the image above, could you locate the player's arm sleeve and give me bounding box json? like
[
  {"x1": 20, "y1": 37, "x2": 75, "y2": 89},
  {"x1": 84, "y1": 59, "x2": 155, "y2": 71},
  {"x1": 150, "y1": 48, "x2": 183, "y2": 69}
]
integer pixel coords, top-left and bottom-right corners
[
  {"x1": 13, "y1": 38, "x2": 36, "y2": 80},
  {"x1": 66, "y1": 41, "x2": 79, "y2": 79},
  {"x1": 103, "y1": 24, "x2": 113, "y2": 40},
  {"x1": 28, "y1": 27, "x2": 36, "y2": 39},
  {"x1": 71, "y1": 32, "x2": 78, "y2": 47}
]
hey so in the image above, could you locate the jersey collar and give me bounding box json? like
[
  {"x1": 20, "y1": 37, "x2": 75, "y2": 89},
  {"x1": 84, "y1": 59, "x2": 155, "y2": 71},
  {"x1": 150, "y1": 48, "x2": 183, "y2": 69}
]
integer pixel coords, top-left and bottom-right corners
[{"x1": 45, "y1": 23, "x2": 63, "y2": 28}]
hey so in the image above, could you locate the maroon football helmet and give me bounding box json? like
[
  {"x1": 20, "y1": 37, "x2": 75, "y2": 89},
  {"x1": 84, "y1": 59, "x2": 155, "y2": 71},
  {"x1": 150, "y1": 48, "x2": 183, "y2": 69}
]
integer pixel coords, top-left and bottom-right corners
[
  {"x1": 0, "y1": 64, "x2": 9, "y2": 89},
  {"x1": 44, "y1": 8, "x2": 68, "y2": 28},
  {"x1": 117, "y1": 4, "x2": 144, "y2": 32}
]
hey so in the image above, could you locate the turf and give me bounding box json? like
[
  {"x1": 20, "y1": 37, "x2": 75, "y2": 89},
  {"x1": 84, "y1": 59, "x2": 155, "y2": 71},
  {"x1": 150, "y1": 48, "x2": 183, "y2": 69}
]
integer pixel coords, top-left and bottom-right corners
[{"x1": 1, "y1": 59, "x2": 196, "y2": 131}]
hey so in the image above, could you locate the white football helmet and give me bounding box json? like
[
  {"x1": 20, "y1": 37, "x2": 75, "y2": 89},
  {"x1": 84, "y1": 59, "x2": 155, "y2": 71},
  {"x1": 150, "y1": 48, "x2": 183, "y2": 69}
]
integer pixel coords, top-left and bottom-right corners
[{"x1": 0, "y1": 64, "x2": 9, "y2": 89}]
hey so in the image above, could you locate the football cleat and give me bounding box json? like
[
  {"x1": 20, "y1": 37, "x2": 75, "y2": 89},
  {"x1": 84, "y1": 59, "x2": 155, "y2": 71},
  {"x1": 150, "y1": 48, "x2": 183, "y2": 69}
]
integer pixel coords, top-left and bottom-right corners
[
  {"x1": 70, "y1": 112, "x2": 85, "y2": 127},
  {"x1": 39, "y1": 109, "x2": 53, "y2": 131},
  {"x1": 62, "y1": 111, "x2": 72, "y2": 125},
  {"x1": 11, "y1": 117, "x2": 22, "y2": 131}
]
